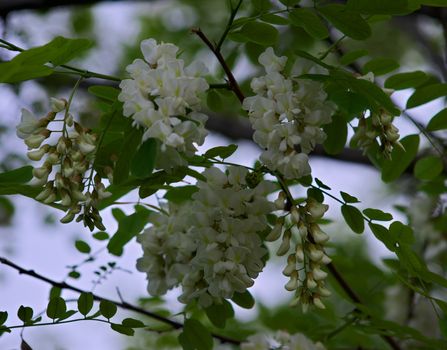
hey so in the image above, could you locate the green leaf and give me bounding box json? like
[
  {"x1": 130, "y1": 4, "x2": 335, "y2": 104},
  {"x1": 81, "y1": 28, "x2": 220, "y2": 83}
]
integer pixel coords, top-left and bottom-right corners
[
  {"x1": 363, "y1": 58, "x2": 399, "y2": 76},
  {"x1": 88, "y1": 86, "x2": 120, "y2": 102},
  {"x1": 0, "y1": 62, "x2": 53, "y2": 83},
  {"x1": 13, "y1": 36, "x2": 92, "y2": 66},
  {"x1": 77, "y1": 292, "x2": 94, "y2": 317},
  {"x1": 384, "y1": 71, "x2": 428, "y2": 90},
  {"x1": 363, "y1": 208, "x2": 393, "y2": 221},
  {"x1": 406, "y1": 83, "x2": 447, "y2": 109},
  {"x1": 113, "y1": 128, "x2": 143, "y2": 185},
  {"x1": 0, "y1": 166, "x2": 33, "y2": 184},
  {"x1": 231, "y1": 290, "x2": 255, "y2": 309},
  {"x1": 289, "y1": 8, "x2": 329, "y2": 40},
  {"x1": 341, "y1": 205, "x2": 364, "y2": 233},
  {"x1": 318, "y1": 4, "x2": 371, "y2": 40},
  {"x1": 340, "y1": 191, "x2": 360, "y2": 203},
  {"x1": 93, "y1": 232, "x2": 109, "y2": 241},
  {"x1": 164, "y1": 186, "x2": 198, "y2": 204},
  {"x1": 414, "y1": 156, "x2": 443, "y2": 180},
  {"x1": 75, "y1": 240, "x2": 91, "y2": 254},
  {"x1": 389, "y1": 221, "x2": 414, "y2": 245},
  {"x1": 130, "y1": 138, "x2": 157, "y2": 179},
  {"x1": 46, "y1": 297, "x2": 67, "y2": 320},
  {"x1": 68, "y1": 271, "x2": 81, "y2": 279},
  {"x1": 49, "y1": 287, "x2": 61, "y2": 300},
  {"x1": 381, "y1": 134, "x2": 420, "y2": 182},
  {"x1": 205, "y1": 300, "x2": 234, "y2": 329},
  {"x1": 206, "y1": 90, "x2": 223, "y2": 112},
  {"x1": 346, "y1": 0, "x2": 410, "y2": 14},
  {"x1": 110, "y1": 323, "x2": 134, "y2": 336},
  {"x1": 307, "y1": 188, "x2": 324, "y2": 203},
  {"x1": 0, "y1": 312, "x2": 7, "y2": 326},
  {"x1": 17, "y1": 306, "x2": 33, "y2": 324},
  {"x1": 323, "y1": 114, "x2": 347, "y2": 155},
  {"x1": 204, "y1": 144, "x2": 237, "y2": 159},
  {"x1": 99, "y1": 300, "x2": 117, "y2": 320},
  {"x1": 178, "y1": 319, "x2": 213, "y2": 350},
  {"x1": 122, "y1": 318, "x2": 145, "y2": 328},
  {"x1": 260, "y1": 14, "x2": 289, "y2": 25},
  {"x1": 315, "y1": 178, "x2": 331, "y2": 190},
  {"x1": 369, "y1": 223, "x2": 395, "y2": 251},
  {"x1": 340, "y1": 49, "x2": 369, "y2": 66},
  {"x1": 252, "y1": 0, "x2": 271, "y2": 12},
  {"x1": 58, "y1": 310, "x2": 77, "y2": 321},
  {"x1": 107, "y1": 208, "x2": 151, "y2": 256},
  {"x1": 427, "y1": 108, "x2": 447, "y2": 131},
  {"x1": 239, "y1": 21, "x2": 279, "y2": 46}
]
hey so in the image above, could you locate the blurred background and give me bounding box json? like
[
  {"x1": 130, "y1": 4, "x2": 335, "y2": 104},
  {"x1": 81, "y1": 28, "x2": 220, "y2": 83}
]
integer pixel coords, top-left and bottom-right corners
[{"x1": 0, "y1": 1, "x2": 446, "y2": 349}]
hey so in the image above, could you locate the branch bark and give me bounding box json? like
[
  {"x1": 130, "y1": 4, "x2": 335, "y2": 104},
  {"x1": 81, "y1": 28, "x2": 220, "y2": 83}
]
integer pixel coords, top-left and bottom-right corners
[{"x1": 0, "y1": 256, "x2": 241, "y2": 346}]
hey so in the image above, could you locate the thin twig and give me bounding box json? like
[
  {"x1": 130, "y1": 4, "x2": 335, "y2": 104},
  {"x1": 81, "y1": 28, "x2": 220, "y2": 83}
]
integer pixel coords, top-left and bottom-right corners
[
  {"x1": 191, "y1": 27, "x2": 245, "y2": 103},
  {"x1": 0, "y1": 256, "x2": 241, "y2": 345}
]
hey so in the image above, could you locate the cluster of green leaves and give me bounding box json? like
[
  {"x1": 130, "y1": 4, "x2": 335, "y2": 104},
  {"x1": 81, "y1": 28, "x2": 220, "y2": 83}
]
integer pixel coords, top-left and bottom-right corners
[{"x1": 0, "y1": 291, "x2": 145, "y2": 338}]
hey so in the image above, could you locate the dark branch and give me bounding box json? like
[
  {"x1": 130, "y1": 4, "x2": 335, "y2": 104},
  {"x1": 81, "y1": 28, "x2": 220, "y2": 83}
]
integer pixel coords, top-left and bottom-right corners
[{"x1": 0, "y1": 256, "x2": 241, "y2": 346}]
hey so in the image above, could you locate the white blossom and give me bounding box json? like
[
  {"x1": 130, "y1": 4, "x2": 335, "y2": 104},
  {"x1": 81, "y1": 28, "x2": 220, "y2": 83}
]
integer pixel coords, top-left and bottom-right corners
[
  {"x1": 241, "y1": 330, "x2": 326, "y2": 350},
  {"x1": 243, "y1": 48, "x2": 336, "y2": 179},
  {"x1": 119, "y1": 38, "x2": 209, "y2": 169},
  {"x1": 137, "y1": 166, "x2": 275, "y2": 307}
]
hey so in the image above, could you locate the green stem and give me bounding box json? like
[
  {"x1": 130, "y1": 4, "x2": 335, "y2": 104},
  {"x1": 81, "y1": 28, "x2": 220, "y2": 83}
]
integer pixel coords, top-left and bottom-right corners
[
  {"x1": 216, "y1": 0, "x2": 244, "y2": 51},
  {"x1": 2, "y1": 317, "x2": 111, "y2": 332}
]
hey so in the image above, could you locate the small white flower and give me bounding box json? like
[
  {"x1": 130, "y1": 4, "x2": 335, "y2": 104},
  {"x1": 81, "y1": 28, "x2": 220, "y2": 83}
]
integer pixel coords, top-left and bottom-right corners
[
  {"x1": 16, "y1": 108, "x2": 41, "y2": 139},
  {"x1": 50, "y1": 97, "x2": 67, "y2": 112}
]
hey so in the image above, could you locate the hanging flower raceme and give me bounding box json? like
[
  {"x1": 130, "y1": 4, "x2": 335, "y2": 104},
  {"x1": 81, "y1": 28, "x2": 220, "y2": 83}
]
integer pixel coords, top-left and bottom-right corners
[
  {"x1": 118, "y1": 38, "x2": 209, "y2": 169},
  {"x1": 241, "y1": 330, "x2": 326, "y2": 350},
  {"x1": 351, "y1": 73, "x2": 402, "y2": 159},
  {"x1": 137, "y1": 166, "x2": 275, "y2": 307},
  {"x1": 269, "y1": 192, "x2": 332, "y2": 312},
  {"x1": 18, "y1": 99, "x2": 111, "y2": 230},
  {"x1": 242, "y1": 47, "x2": 336, "y2": 179}
]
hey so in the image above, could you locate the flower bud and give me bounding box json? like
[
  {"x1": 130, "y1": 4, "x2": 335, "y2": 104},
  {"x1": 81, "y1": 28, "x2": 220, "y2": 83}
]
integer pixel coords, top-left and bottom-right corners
[
  {"x1": 310, "y1": 224, "x2": 329, "y2": 243},
  {"x1": 282, "y1": 254, "x2": 296, "y2": 276},
  {"x1": 318, "y1": 286, "x2": 331, "y2": 297},
  {"x1": 276, "y1": 229, "x2": 291, "y2": 256},
  {"x1": 285, "y1": 270, "x2": 299, "y2": 291},
  {"x1": 56, "y1": 138, "x2": 67, "y2": 154},
  {"x1": 35, "y1": 182, "x2": 54, "y2": 201},
  {"x1": 311, "y1": 266, "x2": 327, "y2": 281},
  {"x1": 265, "y1": 221, "x2": 283, "y2": 241},
  {"x1": 308, "y1": 244, "x2": 324, "y2": 262},
  {"x1": 298, "y1": 222, "x2": 308, "y2": 238},
  {"x1": 27, "y1": 144, "x2": 49, "y2": 161},
  {"x1": 43, "y1": 190, "x2": 57, "y2": 204},
  {"x1": 321, "y1": 254, "x2": 331, "y2": 265},
  {"x1": 50, "y1": 97, "x2": 67, "y2": 113},
  {"x1": 25, "y1": 134, "x2": 46, "y2": 149},
  {"x1": 33, "y1": 163, "x2": 51, "y2": 179},
  {"x1": 306, "y1": 273, "x2": 317, "y2": 289},
  {"x1": 290, "y1": 206, "x2": 300, "y2": 224},
  {"x1": 306, "y1": 198, "x2": 328, "y2": 219},
  {"x1": 60, "y1": 190, "x2": 72, "y2": 207},
  {"x1": 313, "y1": 296, "x2": 325, "y2": 309},
  {"x1": 60, "y1": 211, "x2": 75, "y2": 224},
  {"x1": 274, "y1": 191, "x2": 286, "y2": 210},
  {"x1": 295, "y1": 244, "x2": 304, "y2": 262}
]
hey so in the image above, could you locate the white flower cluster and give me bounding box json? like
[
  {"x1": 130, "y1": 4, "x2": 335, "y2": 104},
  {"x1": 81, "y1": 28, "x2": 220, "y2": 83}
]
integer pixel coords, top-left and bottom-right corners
[
  {"x1": 118, "y1": 38, "x2": 209, "y2": 168},
  {"x1": 17, "y1": 99, "x2": 111, "y2": 230},
  {"x1": 269, "y1": 194, "x2": 331, "y2": 311},
  {"x1": 241, "y1": 330, "x2": 326, "y2": 350},
  {"x1": 243, "y1": 47, "x2": 335, "y2": 179},
  {"x1": 137, "y1": 166, "x2": 275, "y2": 307}
]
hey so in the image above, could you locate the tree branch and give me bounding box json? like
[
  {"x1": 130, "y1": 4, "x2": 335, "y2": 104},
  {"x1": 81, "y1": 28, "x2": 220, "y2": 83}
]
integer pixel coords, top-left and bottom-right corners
[{"x1": 0, "y1": 256, "x2": 241, "y2": 346}]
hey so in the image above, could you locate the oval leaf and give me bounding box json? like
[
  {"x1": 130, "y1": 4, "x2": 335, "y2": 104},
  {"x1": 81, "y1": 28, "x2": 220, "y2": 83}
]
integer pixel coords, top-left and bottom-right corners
[
  {"x1": 384, "y1": 71, "x2": 428, "y2": 90},
  {"x1": 240, "y1": 21, "x2": 278, "y2": 46},
  {"x1": 178, "y1": 319, "x2": 213, "y2": 350},
  {"x1": 427, "y1": 108, "x2": 447, "y2": 131},
  {"x1": 363, "y1": 208, "x2": 393, "y2": 221},
  {"x1": 318, "y1": 4, "x2": 371, "y2": 40},
  {"x1": 289, "y1": 8, "x2": 329, "y2": 40},
  {"x1": 75, "y1": 240, "x2": 91, "y2": 254},
  {"x1": 406, "y1": 83, "x2": 447, "y2": 109},
  {"x1": 130, "y1": 138, "x2": 157, "y2": 179},
  {"x1": 341, "y1": 205, "x2": 364, "y2": 233},
  {"x1": 381, "y1": 134, "x2": 420, "y2": 182},
  {"x1": 46, "y1": 297, "x2": 67, "y2": 320},
  {"x1": 99, "y1": 300, "x2": 117, "y2": 319},
  {"x1": 77, "y1": 292, "x2": 94, "y2": 317},
  {"x1": 414, "y1": 156, "x2": 443, "y2": 180}
]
